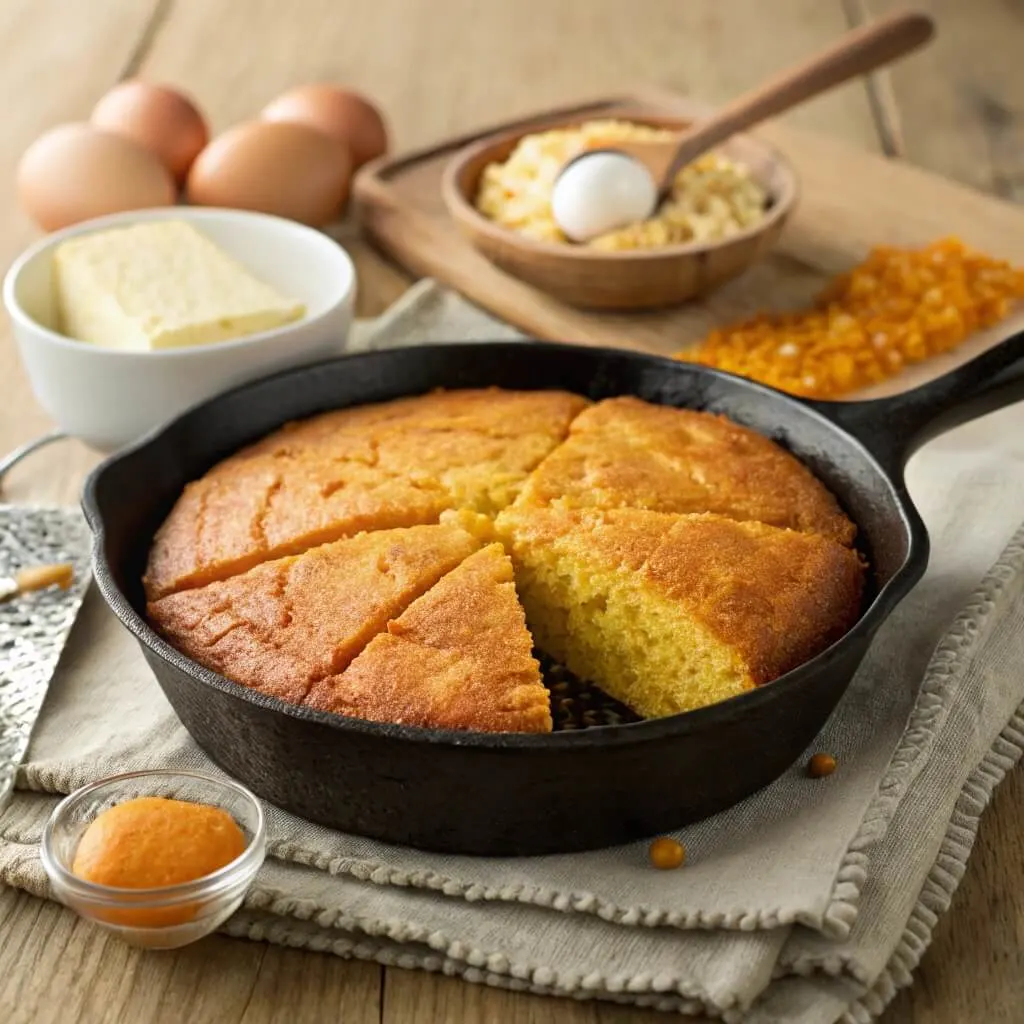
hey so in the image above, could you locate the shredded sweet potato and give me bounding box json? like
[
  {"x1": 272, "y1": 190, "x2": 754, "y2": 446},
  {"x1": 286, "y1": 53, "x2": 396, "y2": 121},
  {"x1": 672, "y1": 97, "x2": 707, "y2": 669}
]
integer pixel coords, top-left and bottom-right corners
[{"x1": 676, "y1": 238, "x2": 1024, "y2": 398}]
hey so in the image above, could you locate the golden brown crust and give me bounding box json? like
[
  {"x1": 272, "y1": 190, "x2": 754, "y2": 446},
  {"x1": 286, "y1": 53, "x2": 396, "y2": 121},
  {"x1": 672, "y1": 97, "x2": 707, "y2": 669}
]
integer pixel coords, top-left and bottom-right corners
[
  {"x1": 514, "y1": 396, "x2": 856, "y2": 547},
  {"x1": 498, "y1": 506, "x2": 865, "y2": 689},
  {"x1": 144, "y1": 388, "x2": 588, "y2": 600},
  {"x1": 147, "y1": 388, "x2": 865, "y2": 728},
  {"x1": 148, "y1": 523, "x2": 480, "y2": 705},
  {"x1": 305, "y1": 544, "x2": 551, "y2": 733},
  {"x1": 647, "y1": 514, "x2": 864, "y2": 684}
]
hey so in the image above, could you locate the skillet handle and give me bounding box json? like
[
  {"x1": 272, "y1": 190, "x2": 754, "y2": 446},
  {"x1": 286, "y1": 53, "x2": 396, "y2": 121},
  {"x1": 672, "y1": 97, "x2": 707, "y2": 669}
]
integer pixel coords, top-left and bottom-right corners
[{"x1": 806, "y1": 327, "x2": 1024, "y2": 474}]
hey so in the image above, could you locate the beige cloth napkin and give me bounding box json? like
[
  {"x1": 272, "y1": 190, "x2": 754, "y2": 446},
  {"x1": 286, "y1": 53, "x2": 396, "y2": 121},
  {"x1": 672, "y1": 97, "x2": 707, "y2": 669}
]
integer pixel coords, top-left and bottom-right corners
[{"x1": 3, "y1": 280, "x2": 1024, "y2": 1023}]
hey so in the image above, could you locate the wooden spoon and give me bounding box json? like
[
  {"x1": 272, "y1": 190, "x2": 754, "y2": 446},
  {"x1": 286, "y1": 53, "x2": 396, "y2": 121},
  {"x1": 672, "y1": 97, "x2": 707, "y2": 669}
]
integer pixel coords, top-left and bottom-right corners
[
  {"x1": 554, "y1": 10, "x2": 934, "y2": 238},
  {"x1": 0, "y1": 562, "x2": 74, "y2": 601}
]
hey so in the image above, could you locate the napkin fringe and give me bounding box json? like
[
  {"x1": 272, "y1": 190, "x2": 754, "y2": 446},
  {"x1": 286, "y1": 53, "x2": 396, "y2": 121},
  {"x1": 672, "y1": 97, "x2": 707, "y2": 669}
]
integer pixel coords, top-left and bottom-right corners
[
  {"x1": 226, "y1": 910, "x2": 719, "y2": 1017},
  {"x1": 817, "y1": 521, "x2": 1024, "y2": 941},
  {"x1": 237, "y1": 883, "x2": 734, "y2": 1016},
  {"x1": 273, "y1": 839, "x2": 805, "y2": 935},
  {"x1": 842, "y1": 701, "x2": 1024, "y2": 1023}
]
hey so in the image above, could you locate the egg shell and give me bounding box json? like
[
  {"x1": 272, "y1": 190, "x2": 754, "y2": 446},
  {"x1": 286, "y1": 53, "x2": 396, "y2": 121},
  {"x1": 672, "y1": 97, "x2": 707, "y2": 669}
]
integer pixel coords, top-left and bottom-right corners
[
  {"x1": 16, "y1": 123, "x2": 176, "y2": 232},
  {"x1": 186, "y1": 121, "x2": 352, "y2": 227},
  {"x1": 260, "y1": 85, "x2": 388, "y2": 169},
  {"x1": 92, "y1": 81, "x2": 209, "y2": 184}
]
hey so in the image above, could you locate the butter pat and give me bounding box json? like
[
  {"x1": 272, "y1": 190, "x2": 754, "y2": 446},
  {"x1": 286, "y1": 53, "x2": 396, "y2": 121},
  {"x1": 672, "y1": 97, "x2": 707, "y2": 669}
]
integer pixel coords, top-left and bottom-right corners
[{"x1": 54, "y1": 220, "x2": 306, "y2": 351}]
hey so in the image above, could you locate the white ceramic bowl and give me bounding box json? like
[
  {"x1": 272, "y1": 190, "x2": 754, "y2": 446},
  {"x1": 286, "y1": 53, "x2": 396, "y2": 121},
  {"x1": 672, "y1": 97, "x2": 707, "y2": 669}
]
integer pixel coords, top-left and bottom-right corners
[{"x1": 4, "y1": 207, "x2": 356, "y2": 451}]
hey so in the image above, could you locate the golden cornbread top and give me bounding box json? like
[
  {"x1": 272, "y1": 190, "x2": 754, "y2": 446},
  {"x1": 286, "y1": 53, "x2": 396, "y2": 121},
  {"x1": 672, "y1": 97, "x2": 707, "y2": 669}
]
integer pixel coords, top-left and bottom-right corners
[
  {"x1": 146, "y1": 387, "x2": 863, "y2": 733},
  {"x1": 305, "y1": 544, "x2": 551, "y2": 733}
]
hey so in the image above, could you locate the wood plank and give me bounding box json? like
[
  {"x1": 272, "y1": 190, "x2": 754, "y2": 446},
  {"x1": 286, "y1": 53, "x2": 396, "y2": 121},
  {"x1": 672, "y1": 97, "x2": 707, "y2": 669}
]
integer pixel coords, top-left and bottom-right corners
[
  {"x1": 381, "y1": 968, "x2": 680, "y2": 1024},
  {"x1": 0, "y1": 888, "x2": 382, "y2": 1024},
  {"x1": 868, "y1": 0, "x2": 1024, "y2": 202},
  {"x1": 137, "y1": 0, "x2": 881, "y2": 152},
  {"x1": 0, "y1": 0, "x2": 164, "y2": 505}
]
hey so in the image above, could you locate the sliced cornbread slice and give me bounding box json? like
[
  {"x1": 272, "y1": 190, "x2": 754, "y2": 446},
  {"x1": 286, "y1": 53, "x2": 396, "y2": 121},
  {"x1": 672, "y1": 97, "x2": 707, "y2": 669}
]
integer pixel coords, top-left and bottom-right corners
[
  {"x1": 242, "y1": 388, "x2": 589, "y2": 452},
  {"x1": 145, "y1": 388, "x2": 589, "y2": 599},
  {"x1": 54, "y1": 221, "x2": 304, "y2": 351},
  {"x1": 144, "y1": 450, "x2": 452, "y2": 600},
  {"x1": 235, "y1": 387, "x2": 590, "y2": 514},
  {"x1": 496, "y1": 507, "x2": 864, "y2": 718},
  {"x1": 514, "y1": 396, "x2": 856, "y2": 547},
  {"x1": 148, "y1": 522, "x2": 481, "y2": 705},
  {"x1": 305, "y1": 544, "x2": 551, "y2": 733}
]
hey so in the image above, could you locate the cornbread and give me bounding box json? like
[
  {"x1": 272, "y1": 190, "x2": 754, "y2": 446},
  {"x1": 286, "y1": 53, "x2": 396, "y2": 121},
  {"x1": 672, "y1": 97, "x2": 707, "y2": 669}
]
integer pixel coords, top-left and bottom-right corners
[
  {"x1": 147, "y1": 388, "x2": 864, "y2": 732},
  {"x1": 496, "y1": 507, "x2": 864, "y2": 717},
  {"x1": 148, "y1": 523, "x2": 480, "y2": 704},
  {"x1": 514, "y1": 396, "x2": 855, "y2": 547},
  {"x1": 144, "y1": 388, "x2": 588, "y2": 600},
  {"x1": 54, "y1": 220, "x2": 305, "y2": 351},
  {"x1": 679, "y1": 237, "x2": 1024, "y2": 398},
  {"x1": 474, "y1": 119, "x2": 767, "y2": 250},
  {"x1": 305, "y1": 544, "x2": 550, "y2": 733}
]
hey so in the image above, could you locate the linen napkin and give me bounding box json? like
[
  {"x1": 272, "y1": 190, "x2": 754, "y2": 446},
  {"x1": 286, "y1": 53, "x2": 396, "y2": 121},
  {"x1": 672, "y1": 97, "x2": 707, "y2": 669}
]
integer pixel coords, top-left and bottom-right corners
[{"x1": 2, "y1": 280, "x2": 1024, "y2": 1023}]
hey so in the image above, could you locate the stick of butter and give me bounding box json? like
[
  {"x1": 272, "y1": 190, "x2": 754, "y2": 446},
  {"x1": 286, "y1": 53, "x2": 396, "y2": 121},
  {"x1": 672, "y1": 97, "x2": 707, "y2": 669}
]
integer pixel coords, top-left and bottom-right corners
[{"x1": 53, "y1": 220, "x2": 306, "y2": 351}]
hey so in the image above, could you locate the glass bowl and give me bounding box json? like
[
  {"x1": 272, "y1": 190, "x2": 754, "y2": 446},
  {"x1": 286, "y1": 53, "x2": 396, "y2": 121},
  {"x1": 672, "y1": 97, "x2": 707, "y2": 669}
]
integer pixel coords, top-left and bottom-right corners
[{"x1": 40, "y1": 768, "x2": 266, "y2": 949}]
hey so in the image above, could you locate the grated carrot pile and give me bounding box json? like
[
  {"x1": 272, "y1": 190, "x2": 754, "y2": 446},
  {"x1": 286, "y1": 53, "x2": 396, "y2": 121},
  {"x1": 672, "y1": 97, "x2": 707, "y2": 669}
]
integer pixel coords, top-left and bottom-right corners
[{"x1": 676, "y1": 237, "x2": 1024, "y2": 398}]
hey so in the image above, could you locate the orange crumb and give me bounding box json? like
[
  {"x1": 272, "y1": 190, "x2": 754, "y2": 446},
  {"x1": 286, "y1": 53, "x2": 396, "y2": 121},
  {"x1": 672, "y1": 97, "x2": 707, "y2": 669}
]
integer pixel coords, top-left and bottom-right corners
[
  {"x1": 676, "y1": 238, "x2": 1024, "y2": 399},
  {"x1": 648, "y1": 836, "x2": 686, "y2": 870},
  {"x1": 72, "y1": 796, "x2": 246, "y2": 928}
]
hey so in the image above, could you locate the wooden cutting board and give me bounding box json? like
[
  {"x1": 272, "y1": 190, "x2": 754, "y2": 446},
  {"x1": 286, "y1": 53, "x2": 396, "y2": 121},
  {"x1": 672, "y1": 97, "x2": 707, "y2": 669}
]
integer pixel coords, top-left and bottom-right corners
[{"x1": 352, "y1": 85, "x2": 1024, "y2": 400}]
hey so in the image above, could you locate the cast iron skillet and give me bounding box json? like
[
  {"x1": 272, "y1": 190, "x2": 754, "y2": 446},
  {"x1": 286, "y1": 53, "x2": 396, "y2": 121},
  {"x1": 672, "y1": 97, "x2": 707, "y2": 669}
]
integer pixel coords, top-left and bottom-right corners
[{"x1": 82, "y1": 334, "x2": 1024, "y2": 856}]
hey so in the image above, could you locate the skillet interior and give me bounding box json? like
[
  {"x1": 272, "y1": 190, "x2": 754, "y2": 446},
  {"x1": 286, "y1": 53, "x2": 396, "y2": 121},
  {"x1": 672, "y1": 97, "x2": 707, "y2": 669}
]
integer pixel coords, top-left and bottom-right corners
[{"x1": 83, "y1": 342, "x2": 925, "y2": 853}]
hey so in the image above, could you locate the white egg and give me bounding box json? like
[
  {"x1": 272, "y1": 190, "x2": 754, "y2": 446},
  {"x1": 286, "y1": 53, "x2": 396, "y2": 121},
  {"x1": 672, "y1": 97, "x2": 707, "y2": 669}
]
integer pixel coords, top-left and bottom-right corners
[{"x1": 551, "y1": 151, "x2": 657, "y2": 243}]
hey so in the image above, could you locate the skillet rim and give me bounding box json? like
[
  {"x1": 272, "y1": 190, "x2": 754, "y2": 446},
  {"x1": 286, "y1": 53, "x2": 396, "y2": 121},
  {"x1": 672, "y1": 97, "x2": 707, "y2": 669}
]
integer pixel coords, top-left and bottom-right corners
[{"x1": 82, "y1": 339, "x2": 930, "y2": 752}]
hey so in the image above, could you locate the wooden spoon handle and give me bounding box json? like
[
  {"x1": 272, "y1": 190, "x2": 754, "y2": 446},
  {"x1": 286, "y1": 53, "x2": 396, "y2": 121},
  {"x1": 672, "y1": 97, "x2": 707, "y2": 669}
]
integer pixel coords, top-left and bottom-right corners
[
  {"x1": 660, "y1": 10, "x2": 934, "y2": 187},
  {"x1": 14, "y1": 562, "x2": 74, "y2": 593}
]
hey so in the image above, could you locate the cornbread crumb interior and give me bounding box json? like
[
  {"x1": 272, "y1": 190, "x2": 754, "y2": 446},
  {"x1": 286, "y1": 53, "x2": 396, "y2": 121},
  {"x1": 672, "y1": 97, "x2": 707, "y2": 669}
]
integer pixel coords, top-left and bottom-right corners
[{"x1": 146, "y1": 388, "x2": 865, "y2": 732}]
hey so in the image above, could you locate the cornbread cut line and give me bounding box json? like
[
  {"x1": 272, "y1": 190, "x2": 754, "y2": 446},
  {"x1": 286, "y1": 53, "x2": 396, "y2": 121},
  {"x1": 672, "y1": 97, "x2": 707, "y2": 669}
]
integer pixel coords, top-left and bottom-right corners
[
  {"x1": 54, "y1": 221, "x2": 304, "y2": 352},
  {"x1": 305, "y1": 544, "x2": 551, "y2": 734},
  {"x1": 147, "y1": 523, "x2": 482, "y2": 706},
  {"x1": 496, "y1": 507, "x2": 864, "y2": 719},
  {"x1": 144, "y1": 388, "x2": 590, "y2": 601},
  {"x1": 513, "y1": 396, "x2": 856, "y2": 548}
]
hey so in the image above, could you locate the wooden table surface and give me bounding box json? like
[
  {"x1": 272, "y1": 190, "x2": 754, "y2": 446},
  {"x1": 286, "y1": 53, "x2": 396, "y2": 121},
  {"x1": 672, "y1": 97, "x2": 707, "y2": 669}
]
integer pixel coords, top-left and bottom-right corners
[{"x1": 1, "y1": 1, "x2": 1022, "y2": 1021}]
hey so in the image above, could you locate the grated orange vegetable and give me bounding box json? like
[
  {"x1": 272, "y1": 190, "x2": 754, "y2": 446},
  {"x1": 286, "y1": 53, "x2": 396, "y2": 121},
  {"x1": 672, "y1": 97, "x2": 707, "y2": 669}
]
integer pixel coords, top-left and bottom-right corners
[{"x1": 676, "y1": 238, "x2": 1024, "y2": 398}]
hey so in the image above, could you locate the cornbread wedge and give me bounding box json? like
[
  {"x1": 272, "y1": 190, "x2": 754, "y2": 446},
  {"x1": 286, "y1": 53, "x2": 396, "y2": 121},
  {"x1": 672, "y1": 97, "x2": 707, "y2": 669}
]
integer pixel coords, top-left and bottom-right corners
[
  {"x1": 145, "y1": 388, "x2": 588, "y2": 600},
  {"x1": 148, "y1": 523, "x2": 481, "y2": 705},
  {"x1": 513, "y1": 396, "x2": 856, "y2": 547},
  {"x1": 305, "y1": 544, "x2": 551, "y2": 733},
  {"x1": 144, "y1": 451, "x2": 453, "y2": 600},
  {"x1": 496, "y1": 507, "x2": 864, "y2": 717}
]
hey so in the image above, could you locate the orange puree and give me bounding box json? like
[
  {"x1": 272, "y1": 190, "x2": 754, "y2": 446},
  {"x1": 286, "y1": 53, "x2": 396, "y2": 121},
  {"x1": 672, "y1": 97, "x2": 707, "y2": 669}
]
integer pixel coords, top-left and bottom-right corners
[{"x1": 72, "y1": 796, "x2": 246, "y2": 928}]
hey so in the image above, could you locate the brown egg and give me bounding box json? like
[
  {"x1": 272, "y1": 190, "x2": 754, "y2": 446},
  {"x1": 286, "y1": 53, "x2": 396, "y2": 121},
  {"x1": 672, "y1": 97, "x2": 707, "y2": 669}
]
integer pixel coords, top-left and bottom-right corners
[
  {"x1": 186, "y1": 120, "x2": 352, "y2": 226},
  {"x1": 261, "y1": 85, "x2": 388, "y2": 169},
  {"x1": 91, "y1": 80, "x2": 208, "y2": 184},
  {"x1": 16, "y1": 123, "x2": 176, "y2": 232}
]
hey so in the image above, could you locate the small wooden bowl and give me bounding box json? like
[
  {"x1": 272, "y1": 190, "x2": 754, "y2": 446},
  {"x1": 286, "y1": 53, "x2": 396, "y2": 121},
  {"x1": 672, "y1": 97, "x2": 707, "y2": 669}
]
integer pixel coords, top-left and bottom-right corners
[{"x1": 441, "y1": 114, "x2": 798, "y2": 311}]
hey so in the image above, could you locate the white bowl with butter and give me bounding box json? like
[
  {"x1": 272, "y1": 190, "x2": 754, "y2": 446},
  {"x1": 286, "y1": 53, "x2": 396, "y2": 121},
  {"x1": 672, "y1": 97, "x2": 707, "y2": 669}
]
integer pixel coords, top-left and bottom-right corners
[{"x1": 4, "y1": 207, "x2": 355, "y2": 450}]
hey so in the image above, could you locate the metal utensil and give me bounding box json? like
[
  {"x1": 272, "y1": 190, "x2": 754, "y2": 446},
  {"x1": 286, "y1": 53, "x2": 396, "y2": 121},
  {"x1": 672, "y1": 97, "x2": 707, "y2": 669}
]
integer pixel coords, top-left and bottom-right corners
[
  {"x1": 0, "y1": 430, "x2": 68, "y2": 492},
  {"x1": 0, "y1": 431, "x2": 91, "y2": 811}
]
